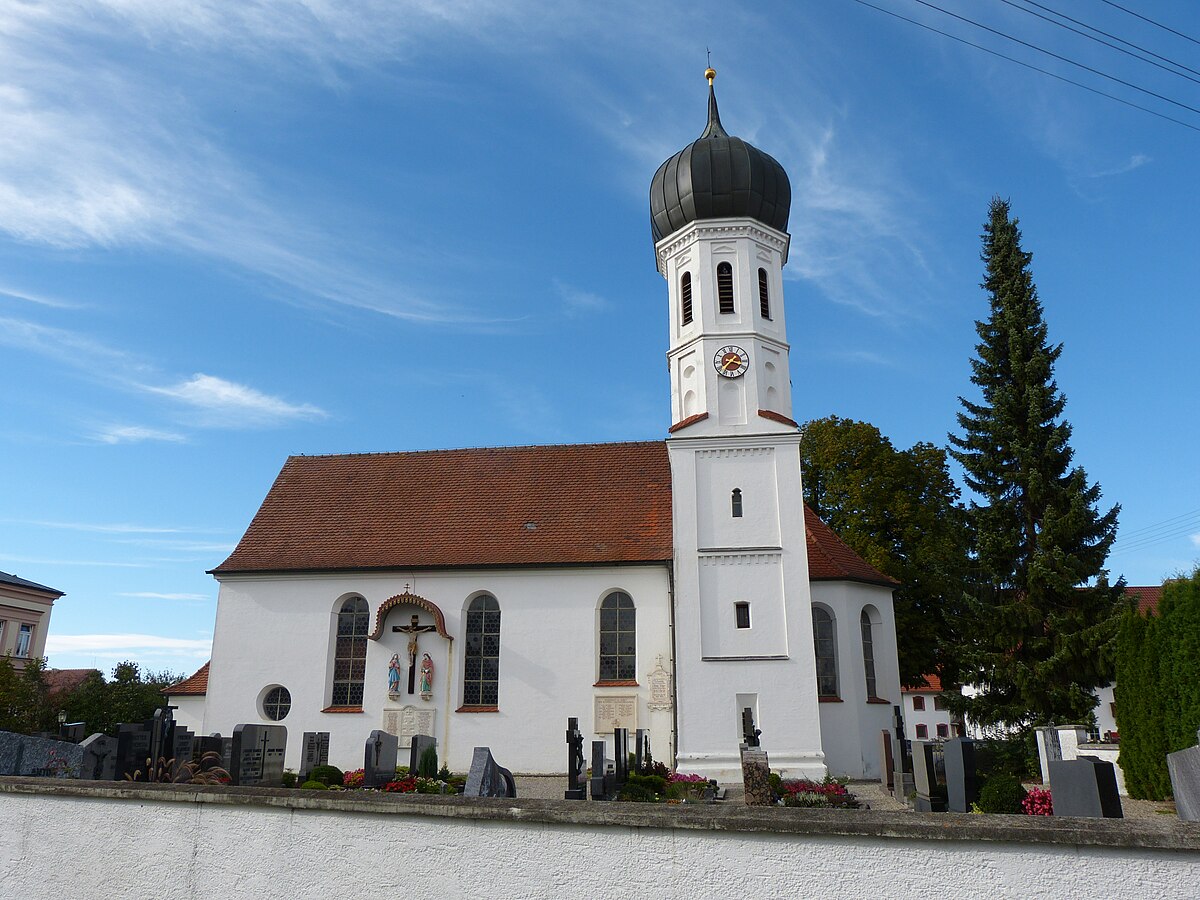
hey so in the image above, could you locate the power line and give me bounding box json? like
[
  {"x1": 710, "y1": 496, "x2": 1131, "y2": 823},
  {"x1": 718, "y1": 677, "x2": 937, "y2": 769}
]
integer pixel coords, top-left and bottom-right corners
[
  {"x1": 1000, "y1": 0, "x2": 1200, "y2": 86},
  {"x1": 1098, "y1": 0, "x2": 1200, "y2": 48},
  {"x1": 1116, "y1": 507, "x2": 1200, "y2": 541},
  {"x1": 848, "y1": 0, "x2": 1200, "y2": 133},
  {"x1": 907, "y1": 0, "x2": 1200, "y2": 117}
]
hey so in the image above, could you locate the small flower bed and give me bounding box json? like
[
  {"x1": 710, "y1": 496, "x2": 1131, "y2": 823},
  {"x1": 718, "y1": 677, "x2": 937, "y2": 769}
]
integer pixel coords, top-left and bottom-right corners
[
  {"x1": 1022, "y1": 787, "x2": 1053, "y2": 816},
  {"x1": 382, "y1": 776, "x2": 452, "y2": 794},
  {"x1": 342, "y1": 769, "x2": 365, "y2": 789},
  {"x1": 778, "y1": 777, "x2": 861, "y2": 809}
]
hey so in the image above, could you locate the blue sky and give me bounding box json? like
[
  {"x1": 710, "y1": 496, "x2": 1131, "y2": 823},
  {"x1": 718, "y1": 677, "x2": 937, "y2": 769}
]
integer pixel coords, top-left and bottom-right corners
[{"x1": 3, "y1": 0, "x2": 1197, "y2": 678}]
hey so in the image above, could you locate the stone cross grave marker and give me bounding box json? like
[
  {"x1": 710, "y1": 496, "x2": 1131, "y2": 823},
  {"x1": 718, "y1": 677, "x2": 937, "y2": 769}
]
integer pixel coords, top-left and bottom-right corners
[
  {"x1": 740, "y1": 708, "x2": 761, "y2": 748},
  {"x1": 564, "y1": 717, "x2": 586, "y2": 800},
  {"x1": 463, "y1": 746, "x2": 517, "y2": 798},
  {"x1": 302, "y1": 732, "x2": 330, "y2": 779},
  {"x1": 79, "y1": 733, "x2": 117, "y2": 780},
  {"x1": 409, "y1": 734, "x2": 437, "y2": 774},
  {"x1": 943, "y1": 737, "x2": 979, "y2": 813},
  {"x1": 1049, "y1": 757, "x2": 1123, "y2": 818},
  {"x1": 364, "y1": 730, "x2": 399, "y2": 787},
  {"x1": 230, "y1": 724, "x2": 287, "y2": 787},
  {"x1": 1167, "y1": 732, "x2": 1200, "y2": 822},
  {"x1": 891, "y1": 705, "x2": 914, "y2": 803}
]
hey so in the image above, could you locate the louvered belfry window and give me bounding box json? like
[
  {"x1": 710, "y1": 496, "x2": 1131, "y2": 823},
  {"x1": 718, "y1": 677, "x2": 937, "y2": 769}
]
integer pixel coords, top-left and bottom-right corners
[
  {"x1": 717, "y1": 262, "x2": 735, "y2": 314},
  {"x1": 681, "y1": 272, "x2": 693, "y2": 325},
  {"x1": 463, "y1": 594, "x2": 501, "y2": 706},
  {"x1": 758, "y1": 268, "x2": 771, "y2": 320}
]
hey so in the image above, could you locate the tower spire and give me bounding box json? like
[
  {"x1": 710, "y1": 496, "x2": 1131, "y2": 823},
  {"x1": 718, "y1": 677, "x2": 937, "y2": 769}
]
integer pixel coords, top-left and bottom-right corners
[{"x1": 700, "y1": 67, "x2": 728, "y2": 139}]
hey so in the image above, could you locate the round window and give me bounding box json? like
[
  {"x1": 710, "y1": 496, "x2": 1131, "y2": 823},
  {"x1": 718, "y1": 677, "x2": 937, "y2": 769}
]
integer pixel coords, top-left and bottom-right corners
[{"x1": 262, "y1": 685, "x2": 291, "y2": 721}]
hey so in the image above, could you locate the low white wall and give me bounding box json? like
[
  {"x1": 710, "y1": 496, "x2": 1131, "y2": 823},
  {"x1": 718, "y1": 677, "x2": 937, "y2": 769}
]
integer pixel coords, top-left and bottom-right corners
[{"x1": 2, "y1": 781, "x2": 1199, "y2": 900}]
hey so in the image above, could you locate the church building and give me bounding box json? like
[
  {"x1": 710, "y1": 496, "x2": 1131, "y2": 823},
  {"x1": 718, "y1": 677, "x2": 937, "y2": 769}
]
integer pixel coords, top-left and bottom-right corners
[{"x1": 170, "y1": 72, "x2": 901, "y2": 782}]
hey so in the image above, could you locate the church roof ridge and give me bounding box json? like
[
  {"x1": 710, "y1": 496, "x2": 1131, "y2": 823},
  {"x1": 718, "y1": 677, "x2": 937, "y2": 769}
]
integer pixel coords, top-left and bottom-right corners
[{"x1": 288, "y1": 439, "x2": 666, "y2": 461}]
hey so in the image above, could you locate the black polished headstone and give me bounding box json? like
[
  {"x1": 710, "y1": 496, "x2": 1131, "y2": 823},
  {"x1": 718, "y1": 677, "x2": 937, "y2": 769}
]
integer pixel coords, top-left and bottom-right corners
[
  {"x1": 115, "y1": 722, "x2": 153, "y2": 781},
  {"x1": 589, "y1": 739, "x2": 611, "y2": 800},
  {"x1": 943, "y1": 738, "x2": 979, "y2": 813},
  {"x1": 171, "y1": 727, "x2": 195, "y2": 766},
  {"x1": 364, "y1": 729, "x2": 399, "y2": 787},
  {"x1": 891, "y1": 705, "x2": 914, "y2": 803},
  {"x1": 302, "y1": 731, "x2": 330, "y2": 779},
  {"x1": 564, "y1": 717, "x2": 586, "y2": 800},
  {"x1": 1049, "y1": 757, "x2": 1123, "y2": 818},
  {"x1": 230, "y1": 724, "x2": 287, "y2": 787},
  {"x1": 463, "y1": 746, "x2": 517, "y2": 797},
  {"x1": 911, "y1": 741, "x2": 947, "y2": 813},
  {"x1": 408, "y1": 734, "x2": 437, "y2": 774},
  {"x1": 613, "y1": 728, "x2": 629, "y2": 792}
]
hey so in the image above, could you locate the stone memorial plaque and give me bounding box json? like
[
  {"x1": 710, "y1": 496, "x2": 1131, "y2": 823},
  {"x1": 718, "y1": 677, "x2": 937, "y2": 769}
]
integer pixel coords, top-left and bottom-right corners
[
  {"x1": 383, "y1": 706, "x2": 435, "y2": 748},
  {"x1": 464, "y1": 746, "x2": 517, "y2": 798},
  {"x1": 230, "y1": 724, "x2": 287, "y2": 787},
  {"x1": 302, "y1": 731, "x2": 330, "y2": 777},
  {"x1": 594, "y1": 695, "x2": 637, "y2": 734},
  {"x1": 647, "y1": 656, "x2": 672, "y2": 711},
  {"x1": 172, "y1": 727, "x2": 195, "y2": 765},
  {"x1": 1167, "y1": 744, "x2": 1200, "y2": 822}
]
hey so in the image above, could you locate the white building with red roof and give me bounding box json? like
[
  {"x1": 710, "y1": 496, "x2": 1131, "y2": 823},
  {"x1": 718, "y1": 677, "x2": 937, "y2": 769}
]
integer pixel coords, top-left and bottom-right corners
[{"x1": 172, "y1": 73, "x2": 902, "y2": 782}]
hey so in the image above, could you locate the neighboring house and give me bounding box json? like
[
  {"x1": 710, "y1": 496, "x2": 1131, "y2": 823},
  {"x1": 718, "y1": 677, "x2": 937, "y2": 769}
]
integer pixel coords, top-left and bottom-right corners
[
  {"x1": 163, "y1": 662, "x2": 208, "y2": 734},
  {"x1": 1093, "y1": 585, "x2": 1162, "y2": 740},
  {"x1": 902, "y1": 674, "x2": 963, "y2": 741},
  {"x1": 43, "y1": 668, "x2": 101, "y2": 702},
  {"x1": 0, "y1": 571, "x2": 64, "y2": 669}
]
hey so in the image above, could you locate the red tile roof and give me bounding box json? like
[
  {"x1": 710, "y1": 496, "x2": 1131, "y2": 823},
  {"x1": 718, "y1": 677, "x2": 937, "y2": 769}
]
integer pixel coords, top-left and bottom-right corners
[
  {"x1": 902, "y1": 673, "x2": 943, "y2": 693},
  {"x1": 1125, "y1": 585, "x2": 1162, "y2": 616},
  {"x1": 164, "y1": 661, "x2": 209, "y2": 696},
  {"x1": 43, "y1": 668, "x2": 99, "y2": 697},
  {"x1": 212, "y1": 441, "x2": 894, "y2": 587}
]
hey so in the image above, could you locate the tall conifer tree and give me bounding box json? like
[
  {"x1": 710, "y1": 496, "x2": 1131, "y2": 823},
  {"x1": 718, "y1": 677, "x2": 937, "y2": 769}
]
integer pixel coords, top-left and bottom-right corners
[{"x1": 950, "y1": 197, "x2": 1123, "y2": 730}]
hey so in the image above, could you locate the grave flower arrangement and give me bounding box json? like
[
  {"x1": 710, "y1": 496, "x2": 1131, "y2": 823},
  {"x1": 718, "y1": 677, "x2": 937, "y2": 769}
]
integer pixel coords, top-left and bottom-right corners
[
  {"x1": 1022, "y1": 787, "x2": 1053, "y2": 816},
  {"x1": 342, "y1": 768, "x2": 365, "y2": 789},
  {"x1": 778, "y1": 777, "x2": 861, "y2": 809},
  {"x1": 381, "y1": 776, "x2": 453, "y2": 794}
]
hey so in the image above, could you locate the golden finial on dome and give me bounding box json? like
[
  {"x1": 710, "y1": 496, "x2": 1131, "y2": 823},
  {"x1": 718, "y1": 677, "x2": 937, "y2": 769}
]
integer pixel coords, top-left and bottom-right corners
[{"x1": 705, "y1": 67, "x2": 716, "y2": 85}]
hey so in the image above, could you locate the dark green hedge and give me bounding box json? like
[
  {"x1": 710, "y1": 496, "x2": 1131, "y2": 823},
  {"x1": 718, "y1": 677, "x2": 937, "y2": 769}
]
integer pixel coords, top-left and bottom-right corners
[{"x1": 1115, "y1": 567, "x2": 1200, "y2": 800}]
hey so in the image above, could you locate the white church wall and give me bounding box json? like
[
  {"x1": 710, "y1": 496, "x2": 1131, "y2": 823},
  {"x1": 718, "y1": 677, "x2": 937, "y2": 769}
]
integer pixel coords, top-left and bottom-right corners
[
  {"x1": 5, "y1": 783, "x2": 1198, "y2": 900},
  {"x1": 168, "y1": 695, "x2": 206, "y2": 735},
  {"x1": 207, "y1": 565, "x2": 673, "y2": 775}
]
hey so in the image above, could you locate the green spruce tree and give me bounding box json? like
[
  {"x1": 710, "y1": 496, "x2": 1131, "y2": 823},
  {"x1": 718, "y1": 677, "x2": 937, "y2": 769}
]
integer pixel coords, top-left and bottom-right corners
[{"x1": 950, "y1": 197, "x2": 1123, "y2": 731}]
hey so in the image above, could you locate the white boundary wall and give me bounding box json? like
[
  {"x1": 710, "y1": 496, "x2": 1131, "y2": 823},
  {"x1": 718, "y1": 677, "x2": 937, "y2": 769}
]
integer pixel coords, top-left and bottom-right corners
[{"x1": 3, "y1": 782, "x2": 1199, "y2": 900}]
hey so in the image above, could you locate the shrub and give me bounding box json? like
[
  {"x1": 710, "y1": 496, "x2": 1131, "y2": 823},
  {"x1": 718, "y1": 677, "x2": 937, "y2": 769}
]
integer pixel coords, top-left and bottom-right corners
[
  {"x1": 1023, "y1": 787, "x2": 1053, "y2": 816},
  {"x1": 309, "y1": 764, "x2": 344, "y2": 787},
  {"x1": 978, "y1": 775, "x2": 1027, "y2": 814},
  {"x1": 300, "y1": 780, "x2": 327, "y2": 790},
  {"x1": 418, "y1": 745, "x2": 439, "y2": 779},
  {"x1": 281, "y1": 770, "x2": 297, "y2": 788}
]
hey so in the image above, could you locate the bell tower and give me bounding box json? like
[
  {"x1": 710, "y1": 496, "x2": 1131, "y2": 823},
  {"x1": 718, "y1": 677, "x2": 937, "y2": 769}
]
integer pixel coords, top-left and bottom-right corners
[{"x1": 652, "y1": 70, "x2": 825, "y2": 781}]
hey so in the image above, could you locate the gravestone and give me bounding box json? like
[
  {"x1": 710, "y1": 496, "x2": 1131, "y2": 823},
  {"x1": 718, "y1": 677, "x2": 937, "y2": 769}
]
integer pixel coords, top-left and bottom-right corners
[
  {"x1": 589, "y1": 739, "x2": 612, "y2": 800},
  {"x1": 79, "y1": 733, "x2": 118, "y2": 780},
  {"x1": 364, "y1": 730, "x2": 399, "y2": 788},
  {"x1": 0, "y1": 731, "x2": 84, "y2": 777},
  {"x1": 115, "y1": 721, "x2": 153, "y2": 781},
  {"x1": 229, "y1": 724, "x2": 287, "y2": 787},
  {"x1": 1167, "y1": 731, "x2": 1200, "y2": 822},
  {"x1": 634, "y1": 728, "x2": 648, "y2": 773},
  {"x1": 1035, "y1": 726, "x2": 1063, "y2": 785},
  {"x1": 564, "y1": 717, "x2": 586, "y2": 800},
  {"x1": 881, "y1": 730, "x2": 895, "y2": 792},
  {"x1": 740, "y1": 708, "x2": 761, "y2": 748},
  {"x1": 301, "y1": 732, "x2": 330, "y2": 779},
  {"x1": 194, "y1": 734, "x2": 223, "y2": 762},
  {"x1": 911, "y1": 741, "x2": 947, "y2": 813},
  {"x1": 172, "y1": 727, "x2": 195, "y2": 766},
  {"x1": 148, "y1": 708, "x2": 175, "y2": 769},
  {"x1": 891, "y1": 705, "x2": 914, "y2": 803},
  {"x1": 613, "y1": 728, "x2": 629, "y2": 793},
  {"x1": 1049, "y1": 757, "x2": 1123, "y2": 818},
  {"x1": 59, "y1": 723, "x2": 87, "y2": 744},
  {"x1": 943, "y1": 737, "x2": 979, "y2": 814},
  {"x1": 463, "y1": 746, "x2": 517, "y2": 798},
  {"x1": 408, "y1": 734, "x2": 437, "y2": 775},
  {"x1": 740, "y1": 746, "x2": 773, "y2": 806},
  {"x1": 220, "y1": 736, "x2": 233, "y2": 773}
]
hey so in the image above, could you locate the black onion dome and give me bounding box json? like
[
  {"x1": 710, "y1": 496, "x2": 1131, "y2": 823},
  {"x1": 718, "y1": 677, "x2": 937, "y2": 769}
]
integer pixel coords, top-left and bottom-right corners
[{"x1": 650, "y1": 77, "x2": 791, "y2": 244}]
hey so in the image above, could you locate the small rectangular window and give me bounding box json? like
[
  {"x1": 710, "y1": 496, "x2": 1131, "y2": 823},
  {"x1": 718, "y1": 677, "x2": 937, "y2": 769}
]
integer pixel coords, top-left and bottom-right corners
[
  {"x1": 680, "y1": 272, "x2": 693, "y2": 325},
  {"x1": 936, "y1": 723, "x2": 949, "y2": 739},
  {"x1": 15, "y1": 623, "x2": 33, "y2": 658},
  {"x1": 915, "y1": 724, "x2": 928, "y2": 739},
  {"x1": 912, "y1": 696, "x2": 925, "y2": 711},
  {"x1": 933, "y1": 695, "x2": 948, "y2": 711},
  {"x1": 735, "y1": 602, "x2": 751, "y2": 629}
]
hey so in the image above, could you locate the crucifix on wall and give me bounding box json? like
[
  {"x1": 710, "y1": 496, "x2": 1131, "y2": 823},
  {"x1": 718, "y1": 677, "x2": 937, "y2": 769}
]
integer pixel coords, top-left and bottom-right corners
[{"x1": 393, "y1": 614, "x2": 436, "y2": 695}]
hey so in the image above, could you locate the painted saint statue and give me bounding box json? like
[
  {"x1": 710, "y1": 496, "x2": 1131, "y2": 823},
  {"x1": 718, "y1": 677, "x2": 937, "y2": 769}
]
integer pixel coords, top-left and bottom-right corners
[
  {"x1": 388, "y1": 653, "x2": 402, "y2": 694},
  {"x1": 419, "y1": 652, "x2": 434, "y2": 699}
]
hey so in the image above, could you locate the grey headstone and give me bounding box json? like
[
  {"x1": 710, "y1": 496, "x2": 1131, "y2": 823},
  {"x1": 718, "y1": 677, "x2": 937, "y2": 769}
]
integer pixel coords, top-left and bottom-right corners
[
  {"x1": 1036, "y1": 726, "x2": 1063, "y2": 785},
  {"x1": 463, "y1": 746, "x2": 517, "y2": 798},
  {"x1": 302, "y1": 731, "x2": 330, "y2": 778},
  {"x1": 364, "y1": 729, "x2": 399, "y2": 788},
  {"x1": 59, "y1": 723, "x2": 87, "y2": 744},
  {"x1": 1049, "y1": 757, "x2": 1123, "y2": 818},
  {"x1": 1167, "y1": 744, "x2": 1200, "y2": 822},
  {"x1": 912, "y1": 741, "x2": 947, "y2": 813},
  {"x1": 740, "y1": 746, "x2": 773, "y2": 806},
  {"x1": 943, "y1": 738, "x2": 979, "y2": 813},
  {"x1": 79, "y1": 734, "x2": 117, "y2": 780},
  {"x1": 564, "y1": 717, "x2": 586, "y2": 800},
  {"x1": 0, "y1": 731, "x2": 84, "y2": 777},
  {"x1": 408, "y1": 734, "x2": 437, "y2": 774},
  {"x1": 229, "y1": 724, "x2": 287, "y2": 787},
  {"x1": 220, "y1": 736, "x2": 233, "y2": 773},
  {"x1": 194, "y1": 734, "x2": 223, "y2": 763},
  {"x1": 171, "y1": 727, "x2": 195, "y2": 765}
]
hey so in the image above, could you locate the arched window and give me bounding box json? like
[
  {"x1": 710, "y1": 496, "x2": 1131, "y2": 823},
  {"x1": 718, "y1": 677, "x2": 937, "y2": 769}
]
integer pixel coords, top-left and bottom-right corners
[
  {"x1": 331, "y1": 596, "x2": 369, "y2": 706},
  {"x1": 717, "y1": 261, "x2": 735, "y2": 314},
  {"x1": 861, "y1": 609, "x2": 879, "y2": 700},
  {"x1": 680, "y1": 272, "x2": 693, "y2": 325},
  {"x1": 812, "y1": 607, "x2": 838, "y2": 698},
  {"x1": 463, "y1": 594, "x2": 501, "y2": 707},
  {"x1": 599, "y1": 591, "x2": 636, "y2": 682},
  {"x1": 731, "y1": 488, "x2": 743, "y2": 518},
  {"x1": 758, "y1": 268, "x2": 771, "y2": 320}
]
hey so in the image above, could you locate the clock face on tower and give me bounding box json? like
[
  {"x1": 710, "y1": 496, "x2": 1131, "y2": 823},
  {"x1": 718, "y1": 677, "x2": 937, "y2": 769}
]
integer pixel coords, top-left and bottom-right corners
[{"x1": 714, "y1": 345, "x2": 749, "y2": 378}]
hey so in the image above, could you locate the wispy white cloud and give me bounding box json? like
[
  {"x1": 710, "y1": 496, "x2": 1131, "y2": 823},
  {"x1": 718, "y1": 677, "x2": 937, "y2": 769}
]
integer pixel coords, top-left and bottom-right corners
[
  {"x1": 554, "y1": 279, "x2": 609, "y2": 317},
  {"x1": 1190, "y1": 533, "x2": 1200, "y2": 548},
  {"x1": 109, "y1": 538, "x2": 235, "y2": 554},
  {"x1": 118, "y1": 592, "x2": 210, "y2": 601},
  {"x1": 0, "y1": 554, "x2": 148, "y2": 568},
  {"x1": 0, "y1": 284, "x2": 80, "y2": 309},
  {"x1": 146, "y1": 373, "x2": 326, "y2": 425},
  {"x1": 1087, "y1": 154, "x2": 1150, "y2": 179},
  {"x1": 93, "y1": 424, "x2": 187, "y2": 445},
  {"x1": 45, "y1": 632, "x2": 212, "y2": 658},
  {"x1": 5, "y1": 519, "x2": 206, "y2": 535}
]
